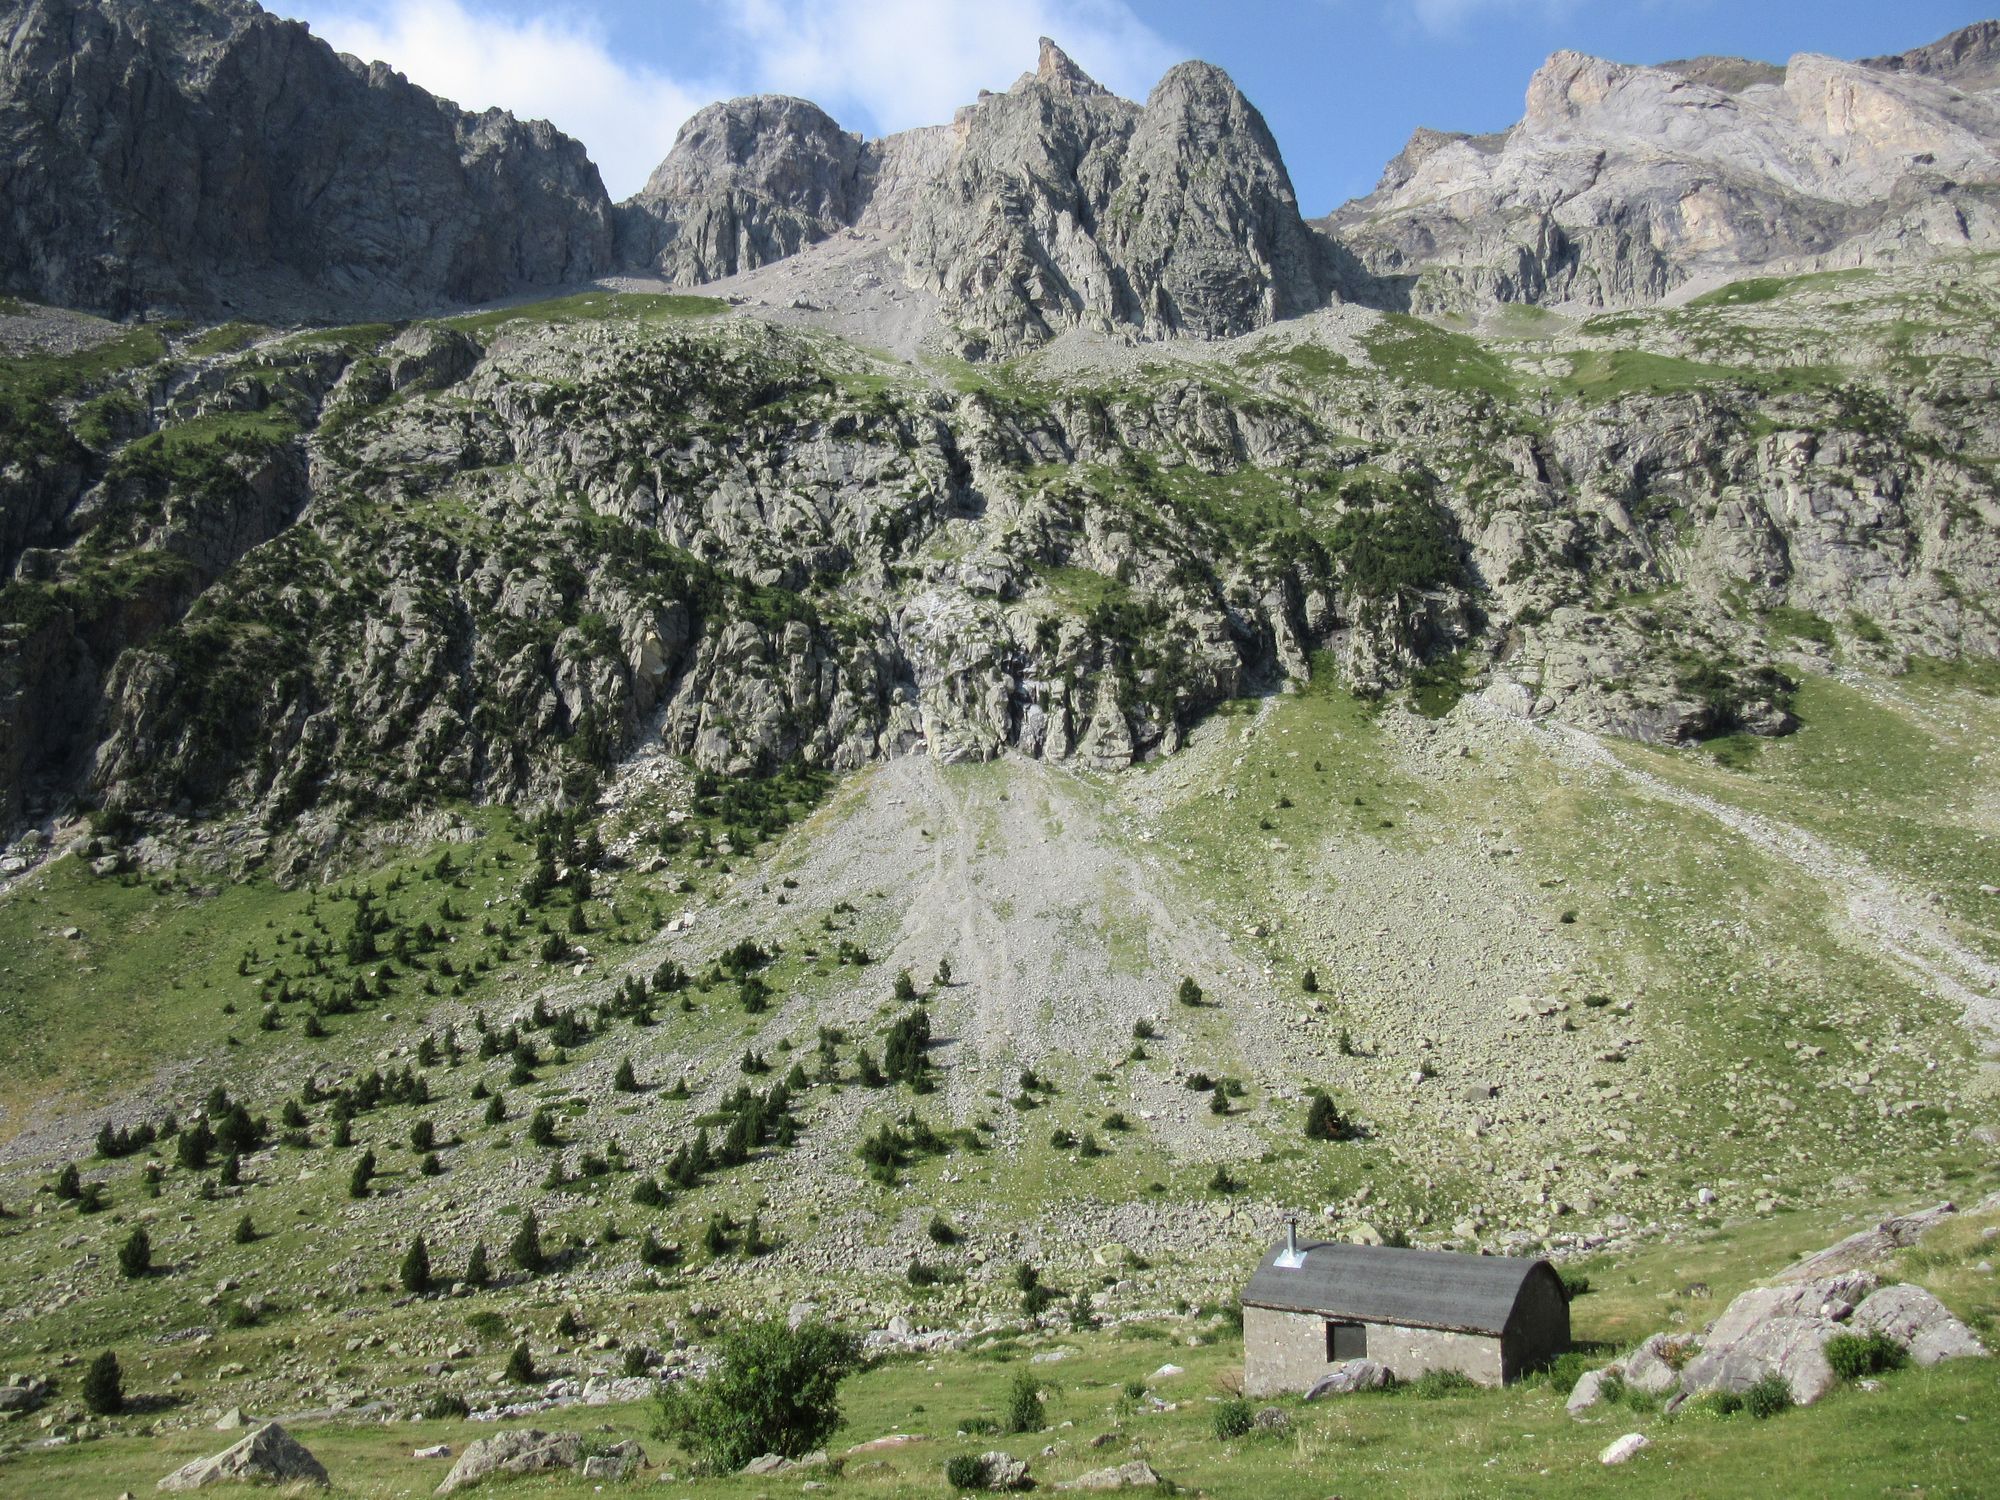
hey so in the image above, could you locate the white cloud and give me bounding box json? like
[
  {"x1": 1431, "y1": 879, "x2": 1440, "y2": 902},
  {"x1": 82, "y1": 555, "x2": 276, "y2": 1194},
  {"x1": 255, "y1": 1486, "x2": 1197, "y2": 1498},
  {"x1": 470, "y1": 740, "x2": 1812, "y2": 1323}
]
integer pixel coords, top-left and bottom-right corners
[
  {"x1": 275, "y1": 0, "x2": 1181, "y2": 199},
  {"x1": 280, "y1": 0, "x2": 719, "y2": 197},
  {"x1": 724, "y1": 0, "x2": 1181, "y2": 135},
  {"x1": 1402, "y1": 0, "x2": 1584, "y2": 35}
]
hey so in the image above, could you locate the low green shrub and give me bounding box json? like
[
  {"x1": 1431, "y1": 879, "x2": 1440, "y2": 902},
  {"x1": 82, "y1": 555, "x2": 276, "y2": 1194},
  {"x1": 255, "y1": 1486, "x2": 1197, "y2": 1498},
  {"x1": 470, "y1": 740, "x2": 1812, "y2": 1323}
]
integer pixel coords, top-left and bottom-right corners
[
  {"x1": 1212, "y1": 1397, "x2": 1255, "y2": 1439},
  {"x1": 1003, "y1": 1371, "x2": 1044, "y2": 1434},
  {"x1": 1743, "y1": 1373, "x2": 1794, "y2": 1419},
  {"x1": 1824, "y1": 1330, "x2": 1907, "y2": 1381},
  {"x1": 1409, "y1": 1369, "x2": 1478, "y2": 1399}
]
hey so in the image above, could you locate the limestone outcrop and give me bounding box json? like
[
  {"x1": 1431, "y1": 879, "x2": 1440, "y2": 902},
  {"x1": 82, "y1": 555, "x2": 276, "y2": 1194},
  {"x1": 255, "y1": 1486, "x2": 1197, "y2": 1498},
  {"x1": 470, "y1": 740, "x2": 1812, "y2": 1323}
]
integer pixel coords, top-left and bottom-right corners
[{"x1": 1324, "y1": 23, "x2": 2000, "y2": 313}]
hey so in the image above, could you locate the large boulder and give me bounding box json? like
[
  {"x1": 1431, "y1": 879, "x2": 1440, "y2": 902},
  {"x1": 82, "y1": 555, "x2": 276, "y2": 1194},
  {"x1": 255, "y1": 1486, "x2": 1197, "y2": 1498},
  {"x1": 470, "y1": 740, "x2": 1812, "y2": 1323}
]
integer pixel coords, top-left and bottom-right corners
[
  {"x1": 969, "y1": 1451, "x2": 1033, "y2": 1490},
  {"x1": 1778, "y1": 1204, "x2": 1957, "y2": 1281},
  {"x1": 1059, "y1": 1461, "x2": 1164, "y2": 1491},
  {"x1": 1678, "y1": 1314, "x2": 1841, "y2": 1407},
  {"x1": 1304, "y1": 1358, "x2": 1392, "y2": 1399},
  {"x1": 1850, "y1": 1284, "x2": 1990, "y2": 1365},
  {"x1": 157, "y1": 1423, "x2": 329, "y2": 1491},
  {"x1": 0, "y1": 1375, "x2": 49, "y2": 1413},
  {"x1": 434, "y1": 1430, "x2": 583, "y2": 1494},
  {"x1": 1672, "y1": 1274, "x2": 1878, "y2": 1408},
  {"x1": 1702, "y1": 1274, "x2": 1876, "y2": 1347}
]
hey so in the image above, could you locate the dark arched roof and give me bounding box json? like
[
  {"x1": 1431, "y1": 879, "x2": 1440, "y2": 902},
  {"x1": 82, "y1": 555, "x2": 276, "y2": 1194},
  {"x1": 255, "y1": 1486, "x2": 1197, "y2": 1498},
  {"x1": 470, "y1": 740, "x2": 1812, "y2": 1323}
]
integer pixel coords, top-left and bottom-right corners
[{"x1": 1240, "y1": 1240, "x2": 1561, "y2": 1337}]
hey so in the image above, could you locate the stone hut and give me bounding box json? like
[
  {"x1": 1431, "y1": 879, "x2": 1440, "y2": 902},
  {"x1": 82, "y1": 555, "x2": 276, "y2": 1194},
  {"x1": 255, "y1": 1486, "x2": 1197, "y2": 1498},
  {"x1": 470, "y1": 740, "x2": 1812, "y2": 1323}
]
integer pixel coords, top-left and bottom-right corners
[{"x1": 1240, "y1": 1226, "x2": 1569, "y2": 1394}]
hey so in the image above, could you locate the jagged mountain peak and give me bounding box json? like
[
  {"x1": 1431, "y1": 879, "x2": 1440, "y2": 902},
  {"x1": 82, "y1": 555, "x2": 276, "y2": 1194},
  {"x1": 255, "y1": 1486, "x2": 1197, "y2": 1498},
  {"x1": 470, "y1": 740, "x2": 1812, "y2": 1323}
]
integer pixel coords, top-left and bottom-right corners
[{"x1": 1031, "y1": 35, "x2": 1109, "y2": 96}]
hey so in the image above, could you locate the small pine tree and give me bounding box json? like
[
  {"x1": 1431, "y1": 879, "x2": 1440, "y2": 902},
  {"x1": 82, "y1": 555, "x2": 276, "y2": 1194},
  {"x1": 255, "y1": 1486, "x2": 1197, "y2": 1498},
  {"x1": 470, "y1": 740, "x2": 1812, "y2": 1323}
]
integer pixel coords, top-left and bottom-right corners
[
  {"x1": 505, "y1": 1340, "x2": 536, "y2": 1384},
  {"x1": 410, "y1": 1119, "x2": 435, "y2": 1152},
  {"x1": 234, "y1": 1214, "x2": 256, "y2": 1245},
  {"x1": 1208, "y1": 1087, "x2": 1230, "y2": 1116},
  {"x1": 484, "y1": 1093, "x2": 506, "y2": 1126},
  {"x1": 465, "y1": 1240, "x2": 492, "y2": 1288},
  {"x1": 1302, "y1": 968, "x2": 1319, "y2": 994},
  {"x1": 219, "y1": 1153, "x2": 241, "y2": 1187},
  {"x1": 53, "y1": 1162, "x2": 81, "y2": 1199},
  {"x1": 117, "y1": 1225, "x2": 151, "y2": 1279},
  {"x1": 893, "y1": 969, "x2": 917, "y2": 1002},
  {"x1": 613, "y1": 1057, "x2": 637, "y2": 1093},
  {"x1": 401, "y1": 1234, "x2": 432, "y2": 1295},
  {"x1": 527, "y1": 1109, "x2": 556, "y2": 1148},
  {"x1": 348, "y1": 1149, "x2": 376, "y2": 1199},
  {"x1": 420, "y1": 1151, "x2": 443, "y2": 1176},
  {"x1": 1177, "y1": 976, "x2": 1204, "y2": 1007},
  {"x1": 511, "y1": 1211, "x2": 546, "y2": 1275},
  {"x1": 81, "y1": 1351, "x2": 123, "y2": 1415},
  {"x1": 176, "y1": 1120, "x2": 213, "y2": 1171},
  {"x1": 1305, "y1": 1093, "x2": 1351, "y2": 1142}
]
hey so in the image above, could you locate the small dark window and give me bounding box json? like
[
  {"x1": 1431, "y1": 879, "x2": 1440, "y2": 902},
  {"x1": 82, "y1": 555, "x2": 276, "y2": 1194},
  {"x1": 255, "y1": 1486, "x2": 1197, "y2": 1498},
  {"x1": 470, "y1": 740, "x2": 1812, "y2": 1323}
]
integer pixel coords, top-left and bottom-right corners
[{"x1": 1326, "y1": 1321, "x2": 1367, "y2": 1361}]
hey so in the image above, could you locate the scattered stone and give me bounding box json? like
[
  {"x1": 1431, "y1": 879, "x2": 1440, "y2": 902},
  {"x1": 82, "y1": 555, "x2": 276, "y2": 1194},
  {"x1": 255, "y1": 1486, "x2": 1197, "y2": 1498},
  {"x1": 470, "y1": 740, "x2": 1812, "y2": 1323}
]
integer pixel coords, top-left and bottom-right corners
[
  {"x1": 413, "y1": 1445, "x2": 452, "y2": 1460},
  {"x1": 1600, "y1": 1433, "x2": 1649, "y2": 1466}
]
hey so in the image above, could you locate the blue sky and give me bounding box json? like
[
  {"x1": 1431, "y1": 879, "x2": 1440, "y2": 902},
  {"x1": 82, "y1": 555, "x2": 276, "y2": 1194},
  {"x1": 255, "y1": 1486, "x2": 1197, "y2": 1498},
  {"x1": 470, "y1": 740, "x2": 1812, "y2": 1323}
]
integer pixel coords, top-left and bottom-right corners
[{"x1": 271, "y1": 1, "x2": 1999, "y2": 207}]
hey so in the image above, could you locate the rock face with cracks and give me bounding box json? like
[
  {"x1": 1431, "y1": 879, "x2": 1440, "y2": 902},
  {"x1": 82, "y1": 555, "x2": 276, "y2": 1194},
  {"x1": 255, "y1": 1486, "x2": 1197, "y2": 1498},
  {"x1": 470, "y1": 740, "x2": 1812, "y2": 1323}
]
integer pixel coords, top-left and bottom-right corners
[{"x1": 0, "y1": 0, "x2": 615, "y2": 319}]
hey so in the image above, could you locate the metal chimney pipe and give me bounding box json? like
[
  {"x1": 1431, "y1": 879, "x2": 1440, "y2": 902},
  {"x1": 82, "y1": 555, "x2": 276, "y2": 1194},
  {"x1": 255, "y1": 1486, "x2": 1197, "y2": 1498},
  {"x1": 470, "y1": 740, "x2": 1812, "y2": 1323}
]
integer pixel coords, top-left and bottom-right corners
[{"x1": 1276, "y1": 1213, "x2": 1306, "y2": 1268}]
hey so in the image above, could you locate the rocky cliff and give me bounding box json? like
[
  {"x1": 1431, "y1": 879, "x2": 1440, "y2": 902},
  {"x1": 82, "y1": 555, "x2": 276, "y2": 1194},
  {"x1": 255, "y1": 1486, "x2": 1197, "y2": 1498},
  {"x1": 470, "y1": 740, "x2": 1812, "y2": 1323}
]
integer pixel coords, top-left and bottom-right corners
[
  {"x1": 7, "y1": 245, "x2": 1998, "y2": 862},
  {"x1": 0, "y1": 0, "x2": 616, "y2": 318},
  {"x1": 1324, "y1": 23, "x2": 2000, "y2": 314}
]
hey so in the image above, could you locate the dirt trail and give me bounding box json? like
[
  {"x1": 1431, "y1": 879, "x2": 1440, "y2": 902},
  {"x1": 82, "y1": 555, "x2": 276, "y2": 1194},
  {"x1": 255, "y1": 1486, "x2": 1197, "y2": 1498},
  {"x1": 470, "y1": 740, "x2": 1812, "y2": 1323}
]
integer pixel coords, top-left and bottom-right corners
[{"x1": 1546, "y1": 721, "x2": 2000, "y2": 1055}]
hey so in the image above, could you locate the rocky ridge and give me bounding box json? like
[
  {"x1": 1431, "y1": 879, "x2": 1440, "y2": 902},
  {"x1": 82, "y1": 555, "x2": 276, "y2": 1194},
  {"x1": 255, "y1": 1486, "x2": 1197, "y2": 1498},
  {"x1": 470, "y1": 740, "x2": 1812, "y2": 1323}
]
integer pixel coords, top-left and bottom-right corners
[{"x1": 1325, "y1": 22, "x2": 2000, "y2": 315}]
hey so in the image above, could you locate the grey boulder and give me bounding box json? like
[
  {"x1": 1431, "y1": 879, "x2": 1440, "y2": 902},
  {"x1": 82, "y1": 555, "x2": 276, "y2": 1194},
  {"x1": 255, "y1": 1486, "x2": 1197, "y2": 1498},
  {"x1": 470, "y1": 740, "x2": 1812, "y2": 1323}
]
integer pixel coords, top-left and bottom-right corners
[
  {"x1": 969, "y1": 1450, "x2": 1033, "y2": 1490},
  {"x1": 1059, "y1": 1461, "x2": 1164, "y2": 1490},
  {"x1": 434, "y1": 1430, "x2": 582, "y2": 1494},
  {"x1": 1304, "y1": 1358, "x2": 1392, "y2": 1398},
  {"x1": 157, "y1": 1423, "x2": 328, "y2": 1491}
]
